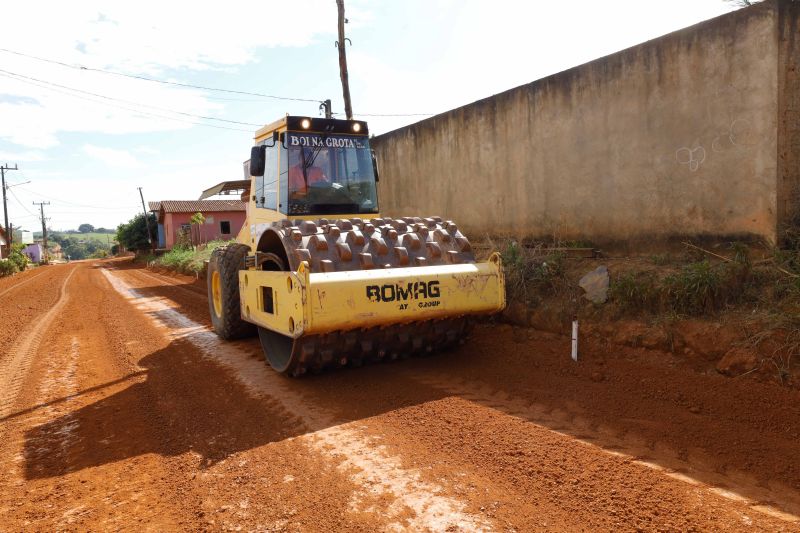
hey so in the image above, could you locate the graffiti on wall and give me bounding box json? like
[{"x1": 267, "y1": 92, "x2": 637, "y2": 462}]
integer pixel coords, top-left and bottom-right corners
[{"x1": 674, "y1": 117, "x2": 753, "y2": 173}]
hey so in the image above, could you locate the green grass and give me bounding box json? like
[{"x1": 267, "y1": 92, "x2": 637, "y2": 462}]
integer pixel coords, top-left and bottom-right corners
[
  {"x1": 611, "y1": 271, "x2": 660, "y2": 312},
  {"x1": 610, "y1": 255, "x2": 757, "y2": 316},
  {"x1": 51, "y1": 232, "x2": 117, "y2": 244},
  {"x1": 155, "y1": 240, "x2": 231, "y2": 275},
  {"x1": 500, "y1": 239, "x2": 568, "y2": 303}
]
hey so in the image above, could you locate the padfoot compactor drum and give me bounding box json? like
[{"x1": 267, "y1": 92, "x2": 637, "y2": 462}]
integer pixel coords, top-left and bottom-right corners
[{"x1": 204, "y1": 116, "x2": 505, "y2": 376}]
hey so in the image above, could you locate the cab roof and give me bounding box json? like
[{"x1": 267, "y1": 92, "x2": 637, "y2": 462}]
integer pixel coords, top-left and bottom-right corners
[{"x1": 255, "y1": 115, "x2": 368, "y2": 142}]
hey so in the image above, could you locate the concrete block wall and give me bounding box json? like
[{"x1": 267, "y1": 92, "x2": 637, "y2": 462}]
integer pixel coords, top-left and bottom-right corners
[{"x1": 373, "y1": 0, "x2": 800, "y2": 246}]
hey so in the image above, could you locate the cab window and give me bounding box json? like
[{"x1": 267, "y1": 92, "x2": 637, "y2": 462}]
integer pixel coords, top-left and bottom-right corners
[{"x1": 256, "y1": 141, "x2": 278, "y2": 210}]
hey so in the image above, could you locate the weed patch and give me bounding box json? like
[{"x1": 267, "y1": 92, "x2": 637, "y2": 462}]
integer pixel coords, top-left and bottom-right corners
[
  {"x1": 611, "y1": 272, "x2": 659, "y2": 313},
  {"x1": 499, "y1": 239, "x2": 569, "y2": 304},
  {"x1": 154, "y1": 240, "x2": 231, "y2": 275}
]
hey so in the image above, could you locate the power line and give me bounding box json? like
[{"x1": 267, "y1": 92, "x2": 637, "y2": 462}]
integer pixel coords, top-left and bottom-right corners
[
  {"x1": 17, "y1": 186, "x2": 141, "y2": 210},
  {"x1": 0, "y1": 69, "x2": 260, "y2": 129},
  {"x1": 8, "y1": 187, "x2": 37, "y2": 217},
  {"x1": 33, "y1": 210, "x2": 138, "y2": 215},
  {"x1": 0, "y1": 70, "x2": 252, "y2": 132},
  {"x1": 0, "y1": 68, "x2": 261, "y2": 127},
  {"x1": 334, "y1": 111, "x2": 435, "y2": 117},
  {"x1": 0, "y1": 47, "x2": 439, "y2": 118},
  {"x1": 0, "y1": 72, "x2": 253, "y2": 133},
  {"x1": 0, "y1": 47, "x2": 322, "y2": 103}
]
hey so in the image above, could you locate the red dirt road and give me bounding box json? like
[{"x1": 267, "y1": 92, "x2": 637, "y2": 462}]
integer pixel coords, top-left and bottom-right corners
[{"x1": 1, "y1": 258, "x2": 799, "y2": 531}]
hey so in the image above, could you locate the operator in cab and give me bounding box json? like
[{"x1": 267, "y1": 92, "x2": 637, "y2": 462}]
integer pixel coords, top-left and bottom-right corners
[{"x1": 288, "y1": 148, "x2": 329, "y2": 196}]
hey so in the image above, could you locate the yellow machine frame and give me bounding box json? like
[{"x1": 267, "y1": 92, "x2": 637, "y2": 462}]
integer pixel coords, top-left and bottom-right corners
[
  {"x1": 220, "y1": 115, "x2": 506, "y2": 350},
  {"x1": 239, "y1": 253, "x2": 505, "y2": 338}
]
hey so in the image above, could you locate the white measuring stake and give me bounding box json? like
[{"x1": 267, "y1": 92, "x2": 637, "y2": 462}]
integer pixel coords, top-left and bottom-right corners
[{"x1": 571, "y1": 318, "x2": 579, "y2": 362}]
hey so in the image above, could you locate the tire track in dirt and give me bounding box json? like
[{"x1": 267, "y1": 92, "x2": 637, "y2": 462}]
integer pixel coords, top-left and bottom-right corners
[
  {"x1": 409, "y1": 370, "x2": 800, "y2": 524},
  {"x1": 19, "y1": 336, "x2": 83, "y2": 529},
  {"x1": 0, "y1": 337, "x2": 81, "y2": 526},
  {"x1": 0, "y1": 266, "x2": 77, "y2": 419},
  {"x1": 1, "y1": 263, "x2": 200, "y2": 530},
  {"x1": 0, "y1": 267, "x2": 49, "y2": 299},
  {"x1": 101, "y1": 266, "x2": 492, "y2": 532},
  {"x1": 135, "y1": 268, "x2": 207, "y2": 297},
  {"x1": 104, "y1": 261, "x2": 800, "y2": 530},
  {"x1": 24, "y1": 336, "x2": 80, "y2": 464}
]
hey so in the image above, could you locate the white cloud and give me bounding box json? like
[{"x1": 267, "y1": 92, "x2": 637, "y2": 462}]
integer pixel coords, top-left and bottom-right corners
[
  {"x1": 347, "y1": 0, "x2": 737, "y2": 135},
  {"x1": 0, "y1": 1, "x2": 343, "y2": 73},
  {"x1": 83, "y1": 144, "x2": 141, "y2": 168},
  {"x1": 133, "y1": 146, "x2": 160, "y2": 155},
  {"x1": 0, "y1": 0, "x2": 355, "y2": 148},
  {"x1": 0, "y1": 150, "x2": 46, "y2": 162},
  {"x1": 0, "y1": 0, "x2": 739, "y2": 232}
]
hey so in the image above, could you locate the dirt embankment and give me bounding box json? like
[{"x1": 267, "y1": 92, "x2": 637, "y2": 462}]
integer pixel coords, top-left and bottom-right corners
[
  {"x1": 1, "y1": 257, "x2": 799, "y2": 531},
  {"x1": 500, "y1": 250, "x2": 800, "y2": 388}
]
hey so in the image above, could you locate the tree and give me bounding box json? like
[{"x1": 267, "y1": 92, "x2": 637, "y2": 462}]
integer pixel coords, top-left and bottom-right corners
[
  {"x1": 190, "y1": 212, "x2": 206, "y2": 247},
  {"x1": 116, "y1": 213, "x2": 157, "y2": 252},
  {"x1": 78, "y1": 223, "x2": 95, "y2": 233}
]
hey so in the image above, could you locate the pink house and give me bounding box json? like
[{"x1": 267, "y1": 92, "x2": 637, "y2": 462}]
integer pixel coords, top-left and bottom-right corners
[
  {"x1": 156, "y1": 200, "x2": 246, "y2": 250},
  {"x1": 0, "y1": 227, "x2": 7, "y2": 259}
]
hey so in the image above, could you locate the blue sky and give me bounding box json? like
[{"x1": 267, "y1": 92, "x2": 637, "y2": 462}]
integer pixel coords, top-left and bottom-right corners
[{"x1": 0, "y1": 0, "x2": 737, "y2": 231}]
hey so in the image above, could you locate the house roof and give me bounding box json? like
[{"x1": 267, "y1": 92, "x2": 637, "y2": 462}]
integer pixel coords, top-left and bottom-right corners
[
  {"x1": 198, "y1": 180, "x2": 251, "y2": 200},
  {"x1": 148, "y1": 201, "x2": 161, "y2": 212},
  {"x1": 158, "y1": 200, "x2": 246, "y2": 214}
]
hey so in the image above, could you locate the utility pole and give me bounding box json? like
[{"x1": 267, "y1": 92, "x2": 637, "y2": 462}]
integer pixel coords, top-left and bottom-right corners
[
  {"x1": 1, "y1": 163, "x2": 18, "y2": 246},
  {"x1": 320, "y1": 99, "x2": 333, "y2": 119},
  {"x1": 33, "y1": 201, "x2": 49, "y2": 263},
  {"x1": 335, "y1": 0, "x2": 353, "y2": 120},
  {"x1": 138, "y1": 187, "x2": 155, "y2": 251}
]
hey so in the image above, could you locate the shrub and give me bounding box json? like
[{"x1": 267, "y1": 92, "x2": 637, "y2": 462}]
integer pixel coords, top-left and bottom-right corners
[
  {"x1": 116, "y1": 213, "x2": 157, "y2": 252},
  {"x1": 663, "y1": 260, "x2": 722, "y2": 314},
  {"x1": 500, "y1": 240, "x2": 567, "y2": 302},
  {"x1": 650, "y1": 253, "x2": 670, "y2": 266},
  {"x1": 0, "y1": 258, "x2": 17, "y2": 277},
  {"x1": 7, "y1": 244, "x2": 29, "y2": 271},
  {"x1": 155, "y1": 239, "x2": 230, "y2": 275},
  {"x1": 611, "y1": 272, "x2": 660, "y2": 312}
]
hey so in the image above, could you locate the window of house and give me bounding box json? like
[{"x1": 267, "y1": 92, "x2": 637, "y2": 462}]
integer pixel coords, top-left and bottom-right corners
[{"x1": 220, "y1": 220, "x2": 231, "y2": 234}]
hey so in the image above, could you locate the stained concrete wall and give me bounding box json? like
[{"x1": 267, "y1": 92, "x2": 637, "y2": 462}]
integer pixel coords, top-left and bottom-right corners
[
  {"x1": 373, "y1": 0, "x2": 800, "y2": 246},
  {"x1": 778, "y1": 0, "x2": 800, "y2": 233}
]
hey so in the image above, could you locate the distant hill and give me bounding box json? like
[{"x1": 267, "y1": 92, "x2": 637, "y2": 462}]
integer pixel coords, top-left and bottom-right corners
[
  {"x1": 34, "y1": 231, "x2": 117, "y2": 243},
  {"x1": 56, "y1": 232, "x2": 117, "y2": 243}
]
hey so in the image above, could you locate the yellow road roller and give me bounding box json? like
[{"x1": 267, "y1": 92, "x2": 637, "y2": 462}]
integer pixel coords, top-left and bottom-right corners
[{"x1": 204, "y1": 115, "x2": 505, "y2": 376}]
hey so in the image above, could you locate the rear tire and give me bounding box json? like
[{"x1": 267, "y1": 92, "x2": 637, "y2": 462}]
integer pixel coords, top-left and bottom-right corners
[{"x1": 207, "y1": 243, "x2": 256, "y2": 340}]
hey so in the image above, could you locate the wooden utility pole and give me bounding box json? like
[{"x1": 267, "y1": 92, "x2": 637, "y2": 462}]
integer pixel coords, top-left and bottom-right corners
[
  {"x1": 336, "y1": 0, "x2": 353, "y2": 120},
  {"x1": 1, "y1": 163, "x2": 18, "y2": 246},
  {"x1": 138, "y1": 187, "x2": 155, "y2": 251},
  {"x1": 33, "y1": 201, "x2": 49, "y2": 263}
]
